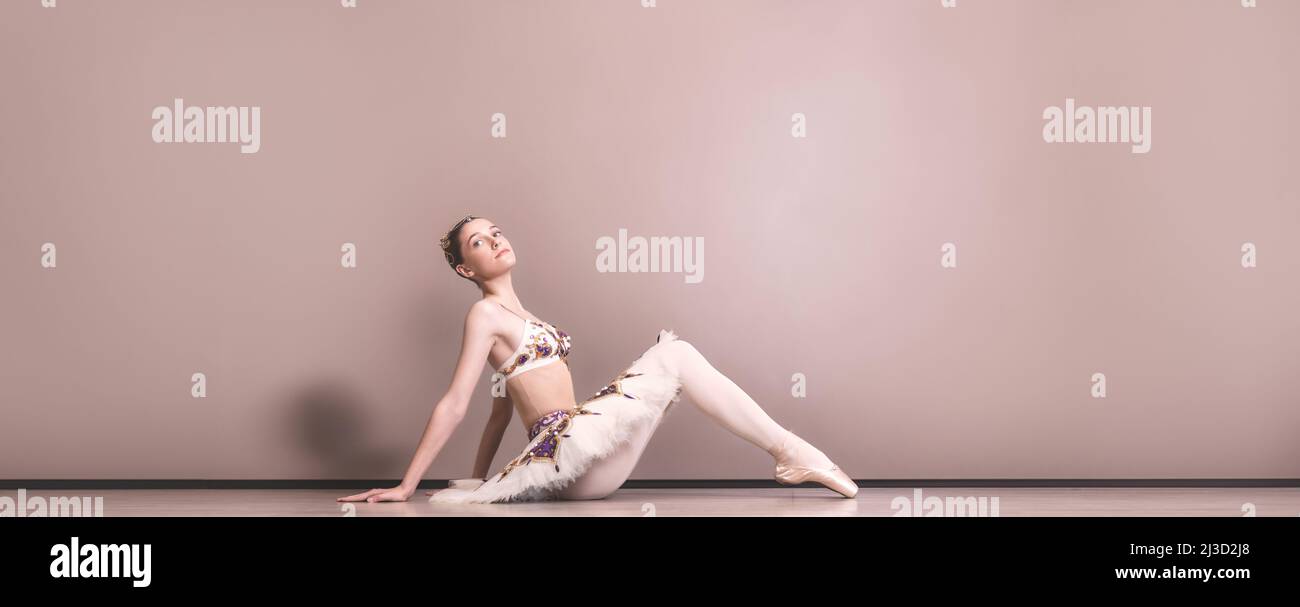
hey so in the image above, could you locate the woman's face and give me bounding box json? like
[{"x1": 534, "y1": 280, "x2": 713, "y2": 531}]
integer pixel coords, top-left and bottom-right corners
[{"x1": 455, "y1": 218, "x2": 515, "y2": 281}]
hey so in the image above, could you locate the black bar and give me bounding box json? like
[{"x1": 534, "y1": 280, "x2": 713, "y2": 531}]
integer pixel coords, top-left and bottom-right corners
[
  {"x1": 0, "y1": 516, "x2": 1288, "y2": 595},
  {"x1": 2, "y1": 478, "x2": 1297, "y2": 490}
]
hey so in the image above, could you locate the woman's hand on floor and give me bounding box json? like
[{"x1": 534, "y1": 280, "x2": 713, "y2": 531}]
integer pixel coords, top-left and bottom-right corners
[{"x1": 337, "y1": 486, "x2": 413, "y2": 503}]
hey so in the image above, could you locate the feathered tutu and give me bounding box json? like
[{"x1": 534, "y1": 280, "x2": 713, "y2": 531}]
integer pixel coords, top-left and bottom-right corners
[{"x1": 429, "y1": 329, "x2": 684, "y2": 504}]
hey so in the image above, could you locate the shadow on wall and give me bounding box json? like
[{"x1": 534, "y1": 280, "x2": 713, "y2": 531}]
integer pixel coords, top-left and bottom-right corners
[{"x1": 285, "y1": 378, "x2": 403, "y2": 479}]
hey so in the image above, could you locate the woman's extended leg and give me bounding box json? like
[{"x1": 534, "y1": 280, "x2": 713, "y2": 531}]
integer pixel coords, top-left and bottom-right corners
[
  {"x1": 654, "y1": 340, "x2": 827, "y2": 461},
  {"x1": 557, "y1": 335, "x2": 856, "y2": 500},
  {"x1": 655, "y1": 338, "x2": 857, "y2": 497}
]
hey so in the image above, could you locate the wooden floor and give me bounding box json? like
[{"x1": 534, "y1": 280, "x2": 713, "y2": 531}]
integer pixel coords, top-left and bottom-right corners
[{"x1": 12, "y1": 487, "x2": 1300, "y2": 516}]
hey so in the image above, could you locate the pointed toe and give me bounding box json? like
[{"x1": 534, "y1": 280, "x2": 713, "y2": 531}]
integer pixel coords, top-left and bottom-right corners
[{"x1": 774, "y1": 463, "x2": 858, "y2": 498}]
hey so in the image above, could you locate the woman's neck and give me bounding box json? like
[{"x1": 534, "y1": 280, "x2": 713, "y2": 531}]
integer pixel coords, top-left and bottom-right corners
[{"x1": 480, "y1": 274, "x2": 522, "y2": 311}]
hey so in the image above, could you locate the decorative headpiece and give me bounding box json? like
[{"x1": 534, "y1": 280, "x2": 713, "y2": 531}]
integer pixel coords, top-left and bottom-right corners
[{"x1": 439, "y1": 214, "x2": 479, "y2": 269}]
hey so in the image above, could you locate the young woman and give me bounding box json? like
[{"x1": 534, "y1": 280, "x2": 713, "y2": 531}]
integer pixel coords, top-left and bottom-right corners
[{"x1": 338, "y1": 215, "x2": 855, "y2": 504}]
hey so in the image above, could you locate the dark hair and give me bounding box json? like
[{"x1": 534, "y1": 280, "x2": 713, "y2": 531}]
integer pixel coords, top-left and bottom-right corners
[{"x1": 439, "y1": 214, "x2": 480, "y2": 283}]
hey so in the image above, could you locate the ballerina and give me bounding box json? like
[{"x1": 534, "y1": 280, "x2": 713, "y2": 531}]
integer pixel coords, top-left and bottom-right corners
[{"x1": 338, "y1": 215, "x2": 856, "y2": 504}]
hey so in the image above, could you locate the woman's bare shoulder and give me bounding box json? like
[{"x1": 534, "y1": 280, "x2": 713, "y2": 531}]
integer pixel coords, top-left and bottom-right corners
[{"x1": 464, "y1": 299, "x2": 505, "y2": 332}]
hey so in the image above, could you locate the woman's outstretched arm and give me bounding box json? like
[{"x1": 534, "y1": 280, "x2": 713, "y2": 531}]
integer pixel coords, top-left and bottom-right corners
[
  {"x1": 339, "y1": 301, "x2": 497, "y2": 503},
  {"x1": 472, "y1": 395, "x2": 513, "y2": 479}
]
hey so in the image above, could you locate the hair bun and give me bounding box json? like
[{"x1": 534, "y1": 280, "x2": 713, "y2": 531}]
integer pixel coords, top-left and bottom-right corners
[{"x1": 440, "y1": 214, "x2": 479, "y2": 271}]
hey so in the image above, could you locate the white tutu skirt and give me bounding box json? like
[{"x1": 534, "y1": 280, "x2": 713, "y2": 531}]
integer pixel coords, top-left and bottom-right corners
[{"x1": 429, "y1": 329, "x2": 685, "y2": 504}]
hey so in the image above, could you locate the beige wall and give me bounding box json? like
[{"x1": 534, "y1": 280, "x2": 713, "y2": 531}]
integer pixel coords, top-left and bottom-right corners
[{"x1": 1, "y1": 0, "x2": 1297, "y2": 480}]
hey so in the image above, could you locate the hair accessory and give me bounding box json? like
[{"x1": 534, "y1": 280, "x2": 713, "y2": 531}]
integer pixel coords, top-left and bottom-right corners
[{"x1": 440, "y1": 214, "x2": 478, "y2": 268}]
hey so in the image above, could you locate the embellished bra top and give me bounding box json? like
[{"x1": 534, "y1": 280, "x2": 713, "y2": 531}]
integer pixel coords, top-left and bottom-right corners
[{"x1": 495, "y1": 304, "x2": 572, "y2": 381}]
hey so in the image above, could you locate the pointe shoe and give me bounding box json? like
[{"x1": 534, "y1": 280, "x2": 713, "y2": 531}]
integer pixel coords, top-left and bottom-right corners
[{"x1": 771, "y1": 432, "x2": 858, "y2": 498}]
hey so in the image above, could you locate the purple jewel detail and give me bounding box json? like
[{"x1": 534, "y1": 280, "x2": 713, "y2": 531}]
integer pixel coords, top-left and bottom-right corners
[{"x1": 528, "y1": 410, "x2": 570, "y2": 440}]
